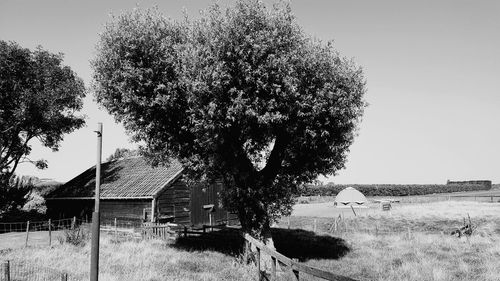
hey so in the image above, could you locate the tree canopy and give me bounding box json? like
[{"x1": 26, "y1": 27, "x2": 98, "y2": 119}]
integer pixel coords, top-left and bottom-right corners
[
  {"x1": 93, "y1": 1, "x2": 366, "y2": 236},
  {"x1": 0, "y1": 40, "x2": 86, "y2": 178}
]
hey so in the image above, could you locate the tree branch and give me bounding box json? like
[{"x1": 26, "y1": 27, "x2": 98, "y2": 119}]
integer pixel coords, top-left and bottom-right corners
[{"x1": 258, "y1": 130, "x2": 288, "y2": 185}]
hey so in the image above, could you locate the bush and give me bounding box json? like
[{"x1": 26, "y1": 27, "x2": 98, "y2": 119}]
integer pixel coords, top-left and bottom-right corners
[
  {"x1": 299, "y1": 182, "x2": 491, "y2": 197},
  {"x1": 58, "y1": 227, "x2": 89, "y2": 246}
]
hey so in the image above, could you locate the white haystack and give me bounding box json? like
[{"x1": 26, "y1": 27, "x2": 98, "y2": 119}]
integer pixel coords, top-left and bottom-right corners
[{"x1": 334, "y1": 187, "x2": 367, "y2": 208}]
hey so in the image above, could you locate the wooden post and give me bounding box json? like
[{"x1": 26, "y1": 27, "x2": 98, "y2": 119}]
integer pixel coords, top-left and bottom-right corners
[
  {"x1": 244, "y1": 241, "x2": 250, "y2": 264},
  {"x1": 350, "y1": 205, "x2": 357, "y2": 217},
  {"x1": 313, "y1": 219, "x2": 317, "y2": 232},
  {"x1": 48, "y1": 219, "x2": 52, "y2": 246},
  {"x1": 3, "y1": 260, "x2": 10, "y2": 281},
  {"x1": 183, "y1": 226, "x2": 187, "y2": 237},
  {"x1": 271, "y1": 256, "x2": 276, "y2": 281},
  {"x1": 114, "y1": 218, "x2": 117, "y2": 238},
  {"x1": 25, "y1": 221, "x2": 30, "y2": 247},
  {"x1": 256, "y1": 247, "x2": 261, "y2": 281},
  {"x1": 287, "y1": 216, "x2": 290, "y2": 229},
  {"x1": 60, "y1": 273, "x2": 68, "y2": 281},
  {"x1": 151, "y1": 199, "x2": 156, "y2": 223}
]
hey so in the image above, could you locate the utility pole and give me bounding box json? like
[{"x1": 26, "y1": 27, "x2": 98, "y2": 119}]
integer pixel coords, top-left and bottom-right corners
[{"x1": 90, "y1": 123, "x2": 102, "y2": 281}]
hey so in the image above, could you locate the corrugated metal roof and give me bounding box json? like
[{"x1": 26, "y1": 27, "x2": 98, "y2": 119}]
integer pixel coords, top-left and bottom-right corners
[{"x1": 47, "y1": 157, "x2": 183, "y2": 199}]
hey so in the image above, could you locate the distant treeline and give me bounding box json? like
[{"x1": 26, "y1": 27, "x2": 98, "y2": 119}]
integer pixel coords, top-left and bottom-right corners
[{"x1": 299, "y1": 181, "x2": 492, "y2": 197}]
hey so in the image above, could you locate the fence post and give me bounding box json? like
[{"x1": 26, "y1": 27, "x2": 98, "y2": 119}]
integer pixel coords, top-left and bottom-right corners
[
  {"x1": 256, "y1": 247, "x2": 261, "y2": 281},
  {"x1": 3, "y1": 260, "x2": 10, "y2": 281},
  {"x1": 313, "y1": 219, "x2": 317, "y2": 232},
  {"x1": 183, "y1": 226, "x2": 187, "y2": 238},
  {"x1": 287, "y1": 216, "x2": 290, "y2": 229},
  {"x1": 271, "y1": 256, "x2": 276, "y2": 280},
  {"x1": 60, "y1": 272, "x2": 68, "y2": 281},
  {"x1": 49, "y1": 219, "x2": 52, "y2": 247},
  {"x1": 114, "y1": 218, "x2": 118, "y2": 238},
  {"x1": 25, "y1": 221, "x2": 30, "y2": 247},
  {"x1": 72, "y1": 216, "x2": 76, "y2": 229},
  {"x1": 244, "y1": 240, "x2": 250, "y2": 264}
]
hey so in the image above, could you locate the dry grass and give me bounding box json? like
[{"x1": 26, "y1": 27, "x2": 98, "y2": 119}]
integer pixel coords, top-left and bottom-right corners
[
  {"x1": 2, "y1": 201, "x2": 500, "y2": 281},
  {"x1": 306, "y1": 232, "x2": 500, "y2": 281},
  {"x1": 279, "y1": 201, "x2": 500, "y2": 281},
  {"x1": 1, "y1": 234, "x2": 254, "y2": 281}
]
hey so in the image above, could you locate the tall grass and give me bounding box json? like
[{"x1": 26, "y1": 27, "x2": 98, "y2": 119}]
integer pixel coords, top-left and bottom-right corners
[
  {"x1": 3, "y1": 201, "x2": 500, "y2": 281},
  {"x1": 278, "y1": 201, "x2": 500, "y2": 281},
  {"x1": 1, "y1": 235, "x2": 254, "y2": 281}
]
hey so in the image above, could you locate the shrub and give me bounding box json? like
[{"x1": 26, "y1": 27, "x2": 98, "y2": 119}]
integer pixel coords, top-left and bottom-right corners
[
  {"x1": 58, "y1": 227, "x2": 89, "y2": 246},
  {"x1": 299, "y1": 182, "x2": 491, "y2": 197}
]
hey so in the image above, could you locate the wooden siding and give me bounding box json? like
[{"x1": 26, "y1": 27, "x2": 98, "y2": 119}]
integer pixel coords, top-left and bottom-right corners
[
  {"x1": 190, "y1": 181, "x2": 238, "y2": 226},
  {"x1": 100, "y1": 200, "x2": 152, "y2": 225},
  {"x1": 45, "y1": 199, "x2": 94, "y2": 220},
  {"x1": 46, "y1": 177, "x2": 238, "y2": 227},
  {"x1": 45, "y1": 199, "x2": 152, "y2": 226},
  {"x1": 156, "y1": 179, "x2": 191, "y2": 225}
]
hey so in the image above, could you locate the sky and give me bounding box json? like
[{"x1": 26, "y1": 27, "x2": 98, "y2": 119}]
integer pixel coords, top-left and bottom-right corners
[{"x1": 1, "y1": 0, "x2": 499, "y2": 184}]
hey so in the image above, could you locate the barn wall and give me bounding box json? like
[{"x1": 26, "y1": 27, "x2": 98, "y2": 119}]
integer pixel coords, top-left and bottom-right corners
[
  {"x1": 100, "y1": 199, "x2": 152, "y2": 225},
  {"x1": 46, "y1": 199, "x2": 152, "y2": 226},
  {"x1": 156, "y1": 179, "x2": 191, "y2": 225},
  {"x1": 46, "y1": 199, "x2": 94, "y2": 220},
  {"x1": 190, "y1": 181, "x2": 238, "y2": 226}
]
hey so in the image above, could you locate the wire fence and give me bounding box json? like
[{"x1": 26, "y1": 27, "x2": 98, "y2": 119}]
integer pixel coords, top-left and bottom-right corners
[
  {"x1": 0, "y1": 218, "x2": 81, "y2": 234},
  {"x1": 276, "y1": 215, "x2": 483, "y2": 238},
  {"x1": 1, "y1": 260, "x2": 82, "y2": 281}
]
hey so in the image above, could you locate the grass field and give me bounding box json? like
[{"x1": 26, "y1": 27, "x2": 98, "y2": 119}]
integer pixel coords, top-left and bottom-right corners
[
  {"x1": 0, "y1": 230, "x2": 65, "y2": 250},
  {"x1": 1, "y1": 234, "x2": 255, "y2": 281},
  {"x1": 2, "y1": 198, "x2": 500, "y2": 281},
  {"x1": 278, "y1": 200, "x2": 500, "y2": 281}
]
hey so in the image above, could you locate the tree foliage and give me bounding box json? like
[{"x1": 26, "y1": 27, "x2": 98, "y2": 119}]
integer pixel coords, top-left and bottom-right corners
[
  {"x1": 0, "y1": 175, "x2": 35, "y2": 215},
  {"x1": 93, "y1": 1, "x2": 366, "y2": 236},
  {"x1": 106, "y1": 148, "x2": 138, "y2": 162},
  {"x1": 0, "y1": 40, "x2": 86, "y2": 177}
]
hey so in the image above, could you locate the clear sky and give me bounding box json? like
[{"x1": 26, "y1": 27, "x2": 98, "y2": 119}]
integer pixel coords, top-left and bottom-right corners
[{"x1": 1, "y1": 0, "x2": 499, "y2": 184}]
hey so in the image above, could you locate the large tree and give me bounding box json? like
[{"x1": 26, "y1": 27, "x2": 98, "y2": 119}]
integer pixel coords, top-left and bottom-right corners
[
  {"x1": 0, "y1": 40, "x2": 86, "y2": 180},
  {"x1": 93, "y1": 1, "x2": 366, "y2": 239}
]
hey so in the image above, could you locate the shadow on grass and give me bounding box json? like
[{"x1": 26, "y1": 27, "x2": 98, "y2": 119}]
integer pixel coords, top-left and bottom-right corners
[{"x1": 172, "y1": 227, "x2": 350, "y2": 262}]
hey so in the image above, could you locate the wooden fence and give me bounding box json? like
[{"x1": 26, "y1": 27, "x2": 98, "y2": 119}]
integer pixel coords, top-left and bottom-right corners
[
  {"x1": 242, "y1": 233, "x2": 357, "y2": 281},
  {"x1": 141, "y1": 222, "x2": 178, "y2": 240}
]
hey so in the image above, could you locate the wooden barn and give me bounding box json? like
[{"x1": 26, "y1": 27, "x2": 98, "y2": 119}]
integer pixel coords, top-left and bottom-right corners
[{"x1": 45, "y1": 157, "x2": 238, "y2": 227}]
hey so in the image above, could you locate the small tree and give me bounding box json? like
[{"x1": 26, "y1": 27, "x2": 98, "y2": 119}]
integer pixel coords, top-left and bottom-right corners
[
  {"x1": 0, "y1": 41, "x2": 86, "y2": 177},
  {"x1": 92, "y1": 1, "x2": 366, "y2": 239}
]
